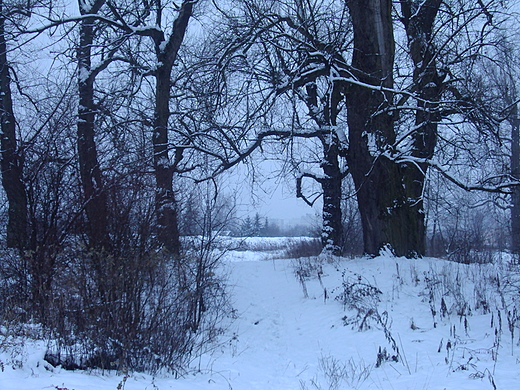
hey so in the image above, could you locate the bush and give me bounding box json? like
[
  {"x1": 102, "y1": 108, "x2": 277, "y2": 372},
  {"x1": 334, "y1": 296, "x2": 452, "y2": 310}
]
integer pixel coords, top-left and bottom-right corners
[
  {"x1": 41, "y1": 234, "x2": 229, "y2": 374},
  {"x1": 0, "y1": 250, "x2": 31, "y2": 325},
  {"x1": 0, "y1": 193, "x2": 230, "y2": 375},
  {"x1": 299, "y1": 355, "x2": 372, "y2": 390},
  {"x1": 333, "y1": 272, "x2": 401, "y2": 366},
  {"x1": 0, "y1": 167, "x2": 238, "y2": 374}
]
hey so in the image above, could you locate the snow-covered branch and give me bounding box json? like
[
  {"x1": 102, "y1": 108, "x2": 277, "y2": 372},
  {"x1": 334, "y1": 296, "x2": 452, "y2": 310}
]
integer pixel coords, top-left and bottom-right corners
[{"x1": 393, "y1": 155, "x2": 520, "y2": 194}]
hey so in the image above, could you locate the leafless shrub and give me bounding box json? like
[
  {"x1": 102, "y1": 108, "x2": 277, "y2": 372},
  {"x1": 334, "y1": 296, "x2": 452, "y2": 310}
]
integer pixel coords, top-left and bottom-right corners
[
  {"x1": 321, "y1": 355, "x2": 372, "y2": 390},
  {"x1": 43, "y1": 237, "x2": 229, "y2": 374},
  {"x1": 333, "y1": 272, "x2": 401, "y2": 366},
  {"x1": 430, "y1": 208, "x2": 495, "y2": 264},
  {"x1": 234, "y1": 238, "x2": 283, "y2": 252},
  {"x1": 230, "y1": 237, "x2": 320, "y2": 254},
  {"x1": 0, "y1": 250, "x2": 31, "y2": 325},
  {"x1": 0, "y1": 171, "x2": 234, "y2": 374},
  {"x1": 45, "y1": 249, "x2": 191, "y2": 373},
  {"x1": 448, "y1": 246, "x2": 494, "y2": 265},
  {"x1": 291, "y1": 257, "x2": 325, "y2": 299},
  {"x1": 41, "y1": 183, "x2": 231, "y2": 374},
  {"x1": 334, "y1": 273, "x2": 382, "y2": 331}
]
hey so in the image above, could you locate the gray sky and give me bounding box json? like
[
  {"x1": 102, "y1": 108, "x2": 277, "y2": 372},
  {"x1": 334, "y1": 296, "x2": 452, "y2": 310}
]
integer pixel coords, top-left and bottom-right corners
[{"x1": 224, "y1": 161, "x2": 320, "y2": 225}]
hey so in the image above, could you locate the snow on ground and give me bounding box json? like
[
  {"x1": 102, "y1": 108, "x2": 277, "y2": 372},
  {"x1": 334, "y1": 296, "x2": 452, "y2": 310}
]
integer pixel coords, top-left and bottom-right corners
[{"x1": 2, "y1": 241, "x2": 520, "y2": 389}]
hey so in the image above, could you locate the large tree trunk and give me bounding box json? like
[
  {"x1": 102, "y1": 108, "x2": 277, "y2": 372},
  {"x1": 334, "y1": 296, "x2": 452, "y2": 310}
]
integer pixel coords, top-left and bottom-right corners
[
  {"x1": 77, "y1": 0, "x2": 110, "y2": 252},
  {"x1": 400, "y1": 0, "x2": 443, "y2": 256},
  {"x1": 346, "y1": 0, "x2": 396, "y2": 256},
  {"x1": 0, "y1": 0, "x2": 27, "y2": 250},
  {"x1": 346, "y1": 0, "x2": 425, "y2": 257},
  {"x1": 510, "y1": 101, "x2": 520, "y2": 254},
  {"x1": 152, "y1": 1, "x2": 193, "y2": 256}
]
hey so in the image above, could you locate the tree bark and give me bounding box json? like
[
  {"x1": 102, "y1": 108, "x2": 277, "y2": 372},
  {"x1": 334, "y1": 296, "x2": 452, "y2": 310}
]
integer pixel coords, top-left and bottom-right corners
[
  {"x1": 400, "y1": 0, "x2": 443, "y2": 256},
  {"x1": 76, "y1": 0, "x2": 110, "y2": 251},
  {"x1": 510, "y1": 101, "x2": 520, "y2": 254},
  {"x1": 346, "y1": 0, "x2": 425, "y2": 257},
  {"x1": 0, "y1": 0, "x2": 28, "y2": 250},
  {"x1": 152, "y1": 1, "x2": 193, "y2": 256},
  {"x1": 346, "y1": 0, "x2": 395, "y2": 256},
  {"x1": 302, "y1": 80, "x2": 345, "y2": 255},
  {"x1": 321, "y1": 141, "x2": 343, "y2": 254}
]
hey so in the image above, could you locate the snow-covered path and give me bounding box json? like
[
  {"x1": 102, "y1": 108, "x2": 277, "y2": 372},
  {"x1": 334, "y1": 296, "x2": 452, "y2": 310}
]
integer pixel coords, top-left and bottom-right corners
[
  {"x1": 204, "y1": 259, "x2": 347, "y2": 388},
  {"x1": 2, "y1": 254, "x2": 520, "y2": 389}
]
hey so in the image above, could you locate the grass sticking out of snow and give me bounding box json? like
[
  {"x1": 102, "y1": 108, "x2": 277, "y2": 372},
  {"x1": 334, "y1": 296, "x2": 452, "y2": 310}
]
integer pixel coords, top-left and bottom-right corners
[{"x1": 2, "y1": 239, "x2": 520, "y2": 389}]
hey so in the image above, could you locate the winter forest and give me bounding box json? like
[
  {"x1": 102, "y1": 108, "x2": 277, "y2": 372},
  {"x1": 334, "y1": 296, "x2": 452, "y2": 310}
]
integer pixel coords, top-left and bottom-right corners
[{"x1": 2, "y1": 0, "x2": 520, "y2": 389}]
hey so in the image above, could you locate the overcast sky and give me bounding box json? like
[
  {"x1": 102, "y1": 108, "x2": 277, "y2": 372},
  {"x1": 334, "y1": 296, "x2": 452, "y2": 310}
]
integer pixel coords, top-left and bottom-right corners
[{"x1": 224, "y1": 161, "x2": 320, "y2": 225}]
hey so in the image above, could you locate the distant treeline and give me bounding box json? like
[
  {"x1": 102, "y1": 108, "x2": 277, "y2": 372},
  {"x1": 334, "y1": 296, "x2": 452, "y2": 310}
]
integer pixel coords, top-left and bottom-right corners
[{"x1": 235, "y1": 213, "x2": 317, "y2": 238}]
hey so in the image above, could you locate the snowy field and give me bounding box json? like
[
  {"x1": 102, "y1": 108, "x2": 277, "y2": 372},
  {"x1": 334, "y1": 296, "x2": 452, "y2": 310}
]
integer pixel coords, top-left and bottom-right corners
[{"x1": 2, "y1": 238, "x2": 520, "y2": 390}]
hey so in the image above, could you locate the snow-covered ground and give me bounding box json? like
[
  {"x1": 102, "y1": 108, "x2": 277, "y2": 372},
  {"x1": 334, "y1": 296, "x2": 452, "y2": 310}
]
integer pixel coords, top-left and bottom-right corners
[{"x1": 2, "y1": 241, "x2": 520, "y2": 389}]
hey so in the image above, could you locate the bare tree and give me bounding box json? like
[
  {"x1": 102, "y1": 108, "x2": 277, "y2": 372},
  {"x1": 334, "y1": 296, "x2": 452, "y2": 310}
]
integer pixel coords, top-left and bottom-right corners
[
  {"x1": 186, "y1": 0, "x2": 351, "y2": 254},
  {"x1": 76, "y1": 0, "x2": 110, "y2": 252},
  {"x1": 0, "y1": 0, "x2": 27, "y2": 250},
  {"x1": 101, "y1": 0, "x2": 198, "y2": 256},
  {"x1": 149, "y1": 1, "x2": 194, "y2": 256},
  {"x1": 482, "y1": 33, "x2": 520, "y2": 255},
  {"x1": 509, "y1": 91, "x2": 520, "y2": 254},
  {"x1": 209, "y1": 0, "x2": 516, "y2": 258},
  {"x1": 341, "y1": 1, "x2": 513, "y2": 257}
]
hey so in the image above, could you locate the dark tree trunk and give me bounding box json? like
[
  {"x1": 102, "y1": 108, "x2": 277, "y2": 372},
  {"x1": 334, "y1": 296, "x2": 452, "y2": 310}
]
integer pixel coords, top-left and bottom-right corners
[
  {"x1": 346, "y1": 0, "x2": 396, "y2": 256},
  {"x1": 0, "y1": 0, "x2": 27, "y2": 250},
  {"x1": 510, "y1": 102, "x2": 520, "y2": 254},
  {"x1": 152, "y1": 1, "x2": 193, "y2": 256},
  {"x1": 346, "y1": 0, "x2": 425, "y2": 257},
  {"x1": 76, "y1": 0, "x2": 110, "y2": 252},
  {"x1": 400, "y1": 0, "x2": 443, "y2": 256},
  {"x1": 303, "y1": 81, "x2": 345, "y2": 255},
  {"x1": 154, "y1": 65, "x2": 181, "y2": 256},
  {"x1": 321, "y1": 142, "x2": 343, "y2": 254}
]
